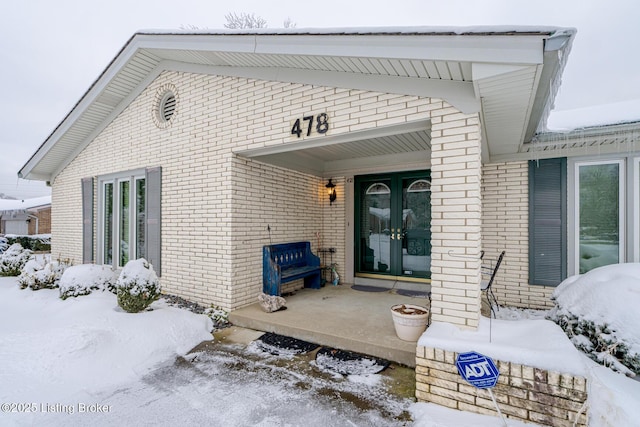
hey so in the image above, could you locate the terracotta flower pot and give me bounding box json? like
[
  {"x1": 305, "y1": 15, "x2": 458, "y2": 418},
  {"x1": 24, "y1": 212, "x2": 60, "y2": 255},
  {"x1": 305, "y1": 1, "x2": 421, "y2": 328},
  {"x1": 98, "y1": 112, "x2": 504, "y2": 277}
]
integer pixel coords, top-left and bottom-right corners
[{"x1": 390, "y1": 303, "x2": 429, "y2": 341}]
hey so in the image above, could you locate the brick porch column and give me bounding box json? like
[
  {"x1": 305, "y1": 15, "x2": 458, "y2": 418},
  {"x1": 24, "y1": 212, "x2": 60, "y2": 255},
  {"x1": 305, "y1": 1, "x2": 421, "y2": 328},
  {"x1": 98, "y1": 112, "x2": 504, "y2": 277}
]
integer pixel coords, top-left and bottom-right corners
[{"x1": 429, "y1": 109, "x2": 482, "y2": 329}]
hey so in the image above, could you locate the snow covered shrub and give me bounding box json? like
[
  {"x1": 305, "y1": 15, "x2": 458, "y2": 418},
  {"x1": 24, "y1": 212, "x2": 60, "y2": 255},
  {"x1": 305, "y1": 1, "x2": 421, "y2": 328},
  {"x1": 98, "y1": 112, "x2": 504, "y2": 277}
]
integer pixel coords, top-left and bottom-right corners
[
  {"x1": 116, "y1": 258, "x2": 161, "y2": 313},
  {"x1": 0, "y1": 243, "x2": 33, "y2": 276},
  {"x1": 59, "y1": 264, "x2": 119, "y2": 300},
  {"x1": 18, "y1": 257, "x2": 70, "y2": 290},
  {"x1": 0, "y1": 236, "x2": 8, "y2": 254},
  {"x1": 5, "y1": 234, "x2": 51, "y2": 252},
  {"x1": 205, "y1": 305, "x2": 230, "y2": 329},
  {"x1": 548, "y1": 263, "x2": 640, "y2": 377}
]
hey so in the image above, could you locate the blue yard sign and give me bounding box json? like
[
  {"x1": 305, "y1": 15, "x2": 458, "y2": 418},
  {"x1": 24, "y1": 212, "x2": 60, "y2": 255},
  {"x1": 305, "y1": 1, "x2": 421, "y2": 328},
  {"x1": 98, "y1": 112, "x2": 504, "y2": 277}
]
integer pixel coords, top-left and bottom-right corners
[
  {"x1": 456, "y1": 351, "x2": 507, "y2": 426},
  {"x1": 455, "y1": 351, "x2": 500, "y2": 389}
]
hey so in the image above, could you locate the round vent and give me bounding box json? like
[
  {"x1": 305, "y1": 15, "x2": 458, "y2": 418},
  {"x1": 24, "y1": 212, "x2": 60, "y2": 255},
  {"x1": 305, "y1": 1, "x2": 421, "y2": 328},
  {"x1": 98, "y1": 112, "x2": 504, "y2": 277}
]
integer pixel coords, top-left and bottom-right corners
[
  {"x1": 159, "y1": 91, "x2": 176, "y2": 122},
  {"x1": 153, "y1": 84, "x2": 178, "y2": 129}
]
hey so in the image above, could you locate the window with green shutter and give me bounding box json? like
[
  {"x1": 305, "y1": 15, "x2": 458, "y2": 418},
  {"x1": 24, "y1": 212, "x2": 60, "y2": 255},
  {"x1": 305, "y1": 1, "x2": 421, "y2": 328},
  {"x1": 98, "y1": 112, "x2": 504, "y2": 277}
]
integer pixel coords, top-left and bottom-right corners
[
  {"x1": 96, "y1": 167, "x2": 161, "y2": 275},
  {"x1": 529, "y1": 158, "x2": 567, "y2": 286}
]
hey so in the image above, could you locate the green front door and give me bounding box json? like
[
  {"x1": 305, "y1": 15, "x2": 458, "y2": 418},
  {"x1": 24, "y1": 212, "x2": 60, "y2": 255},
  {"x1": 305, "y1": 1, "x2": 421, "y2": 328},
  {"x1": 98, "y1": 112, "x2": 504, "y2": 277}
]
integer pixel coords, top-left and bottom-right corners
[{"x1": 355, "y1": 171, "x2": 431, "y2": 281}]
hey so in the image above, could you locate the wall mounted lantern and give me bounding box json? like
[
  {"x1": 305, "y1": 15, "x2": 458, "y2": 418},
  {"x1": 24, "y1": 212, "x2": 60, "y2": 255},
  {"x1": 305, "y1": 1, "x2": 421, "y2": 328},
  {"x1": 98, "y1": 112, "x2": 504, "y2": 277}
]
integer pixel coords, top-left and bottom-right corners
[{"x1": 326, "y1": 179, "x2": 337, "y2": 205}]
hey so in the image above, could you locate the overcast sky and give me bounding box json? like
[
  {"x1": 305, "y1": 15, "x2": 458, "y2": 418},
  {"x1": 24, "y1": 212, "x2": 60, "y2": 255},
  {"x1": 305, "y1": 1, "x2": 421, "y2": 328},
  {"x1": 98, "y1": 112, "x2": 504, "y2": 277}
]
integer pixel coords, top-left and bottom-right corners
[{"x1": 2, "y1": 0, "x2": 639, "y2": 199}]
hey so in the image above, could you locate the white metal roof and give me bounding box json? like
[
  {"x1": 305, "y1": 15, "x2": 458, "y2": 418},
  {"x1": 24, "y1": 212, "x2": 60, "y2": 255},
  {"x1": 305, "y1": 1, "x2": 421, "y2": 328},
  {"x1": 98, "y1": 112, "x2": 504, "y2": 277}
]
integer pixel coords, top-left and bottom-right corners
[{"x1": 19, "y1": 26, "x2": 575, "y2": 181}]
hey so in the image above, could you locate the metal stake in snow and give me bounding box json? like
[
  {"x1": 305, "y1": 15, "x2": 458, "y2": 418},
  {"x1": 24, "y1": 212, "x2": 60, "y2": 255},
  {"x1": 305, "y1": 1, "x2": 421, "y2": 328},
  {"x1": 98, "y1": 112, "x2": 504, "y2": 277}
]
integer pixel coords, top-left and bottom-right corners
[{"x1": 456, "y1": 351, "x2": 508, "y2": 427}]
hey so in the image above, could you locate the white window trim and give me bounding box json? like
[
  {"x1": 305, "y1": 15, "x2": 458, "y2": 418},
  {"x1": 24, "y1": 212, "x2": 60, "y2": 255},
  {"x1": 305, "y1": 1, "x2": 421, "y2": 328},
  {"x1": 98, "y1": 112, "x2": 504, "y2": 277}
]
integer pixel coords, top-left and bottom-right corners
[
  {"x1": 97, "y1": 169, "x2": 145, "y2": 269},
  {"x1": 99, "y1": 179, "x2": 114, "y2": 266},
  {"x1": 570, "y1": 158, "x2": 625, "y2": 276}
]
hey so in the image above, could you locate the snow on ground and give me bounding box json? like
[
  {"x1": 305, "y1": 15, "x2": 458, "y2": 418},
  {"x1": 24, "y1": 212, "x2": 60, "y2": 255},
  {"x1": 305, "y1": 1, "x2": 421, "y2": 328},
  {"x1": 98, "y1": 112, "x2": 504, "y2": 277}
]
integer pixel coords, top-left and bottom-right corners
[
  {"x1": 418, "y1": 264, "x2": 640, "y2": 427},
  {"x1": 0, "y1": 277, "x2": 415, "y2": 426},
  {"x1": 0, "y1": 277, "x2": 212, "y2": 425},
  {"x1": 2, "y1": 268, "x2": 639, "y2": 426}
]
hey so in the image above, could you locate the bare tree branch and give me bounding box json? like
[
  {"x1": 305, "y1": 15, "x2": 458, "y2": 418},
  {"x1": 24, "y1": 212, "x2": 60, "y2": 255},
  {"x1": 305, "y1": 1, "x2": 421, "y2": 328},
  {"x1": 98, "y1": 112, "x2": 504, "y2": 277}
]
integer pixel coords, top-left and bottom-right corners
[
  {"x1": 283, "y1": 17, "x2": 297, "y2": 29},
  {"x1": 224, "y1": 12, "x2": 268, "y2": 29}
]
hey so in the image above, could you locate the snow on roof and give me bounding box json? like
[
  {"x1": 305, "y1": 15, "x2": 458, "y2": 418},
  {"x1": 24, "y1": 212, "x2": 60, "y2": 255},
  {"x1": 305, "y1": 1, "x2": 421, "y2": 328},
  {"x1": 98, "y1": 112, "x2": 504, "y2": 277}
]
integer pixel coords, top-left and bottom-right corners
[
  {"x1": 0, "y1": 195, "x2": 51, "y2": 212},
  {"x1": 137, "y1": 25, "x2": 573, "y2": 37},
  {"x1": 547, "y1": 99, "x2": 640, "y2": 132}
]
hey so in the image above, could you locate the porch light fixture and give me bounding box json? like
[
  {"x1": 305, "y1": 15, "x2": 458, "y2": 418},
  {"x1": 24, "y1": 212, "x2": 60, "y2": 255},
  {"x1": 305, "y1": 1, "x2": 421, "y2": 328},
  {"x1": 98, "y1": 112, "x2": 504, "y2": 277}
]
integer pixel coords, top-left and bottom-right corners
[{"x1": 326, "y1": 179, "x2": 337, "y2": 205}]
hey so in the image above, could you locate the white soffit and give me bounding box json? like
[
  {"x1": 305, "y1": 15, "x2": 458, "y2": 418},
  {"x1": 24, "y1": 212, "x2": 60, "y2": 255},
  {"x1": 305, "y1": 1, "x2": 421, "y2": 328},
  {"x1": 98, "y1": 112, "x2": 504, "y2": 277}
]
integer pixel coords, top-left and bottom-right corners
[
  {"x1": 19, "y1": 28, "x2": 567, "y2": 181},
  {"x1": 473, "y1": 63, "x2": 543, "y2": 158},
  {"x1": 235, "y1": 121, "x2": 431, "y2": 176}
]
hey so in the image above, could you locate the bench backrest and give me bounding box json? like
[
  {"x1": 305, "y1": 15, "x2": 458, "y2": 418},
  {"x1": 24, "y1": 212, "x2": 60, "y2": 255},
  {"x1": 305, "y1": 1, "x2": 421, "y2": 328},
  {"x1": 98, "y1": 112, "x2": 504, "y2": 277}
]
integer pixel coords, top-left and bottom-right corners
[{"x1": 266, "y1": 242, "x2": 315, "y2": 269}]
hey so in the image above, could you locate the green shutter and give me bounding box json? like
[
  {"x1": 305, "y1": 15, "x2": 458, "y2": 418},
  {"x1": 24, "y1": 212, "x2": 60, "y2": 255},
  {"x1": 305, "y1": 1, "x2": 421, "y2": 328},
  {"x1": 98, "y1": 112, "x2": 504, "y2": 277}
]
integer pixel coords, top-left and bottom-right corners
[
  {"x1": 529, "y1": 158, "x2": 567, "y2": 286},
  {"x1": 145, "y1": 167, "x2": 162, "y2": 276},
  {"x1": 81, "y1": 177, "x2": 94, "y2": 264}
]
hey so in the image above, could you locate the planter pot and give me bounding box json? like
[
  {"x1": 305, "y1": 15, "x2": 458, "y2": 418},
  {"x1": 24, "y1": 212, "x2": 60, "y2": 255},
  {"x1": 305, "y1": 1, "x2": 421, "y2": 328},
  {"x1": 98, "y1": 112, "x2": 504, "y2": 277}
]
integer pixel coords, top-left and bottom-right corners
[{"x1": 390, "y1": 304, "x2": 429, "y2": 341}]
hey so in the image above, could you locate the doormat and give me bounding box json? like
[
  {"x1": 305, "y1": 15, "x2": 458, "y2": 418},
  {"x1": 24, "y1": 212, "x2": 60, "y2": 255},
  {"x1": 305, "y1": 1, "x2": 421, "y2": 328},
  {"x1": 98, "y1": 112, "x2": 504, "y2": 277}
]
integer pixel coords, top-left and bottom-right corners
[
  {"x1": 395, "y1": 289, "x2": 431, "y2": 298},
  {"x1": 350, "y1": 285, "x2": 391, "y2": 292},
  {"x1": 254, "y1": 332, "x2": 319, "y2": 356},
  {"x1": 315, "y1": 347, "x2": 390, "y2": 375}
]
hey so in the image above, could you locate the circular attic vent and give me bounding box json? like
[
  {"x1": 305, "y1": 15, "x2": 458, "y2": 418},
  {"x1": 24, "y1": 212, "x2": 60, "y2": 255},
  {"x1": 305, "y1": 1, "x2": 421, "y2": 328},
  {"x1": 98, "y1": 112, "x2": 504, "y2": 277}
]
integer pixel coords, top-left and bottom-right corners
[
  {"x1": 153, "y1": 84, "x2": 178, "y2": 128},
  {"x1": 159, "y1": 91, "x2": 176, "y2": 122}
]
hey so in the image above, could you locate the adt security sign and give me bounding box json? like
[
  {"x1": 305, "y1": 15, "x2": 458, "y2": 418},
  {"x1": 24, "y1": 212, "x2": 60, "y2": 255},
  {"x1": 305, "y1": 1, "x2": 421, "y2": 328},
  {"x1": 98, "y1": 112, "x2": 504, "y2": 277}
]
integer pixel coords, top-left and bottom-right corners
[{"x1": 456, "y1": 351, "x2": 499, "y2": 389}]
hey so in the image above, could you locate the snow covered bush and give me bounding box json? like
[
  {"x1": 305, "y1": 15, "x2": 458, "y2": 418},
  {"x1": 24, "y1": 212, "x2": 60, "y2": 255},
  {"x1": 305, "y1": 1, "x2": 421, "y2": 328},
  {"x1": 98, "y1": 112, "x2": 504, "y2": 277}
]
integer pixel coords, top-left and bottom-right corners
[
  {"x1": 5, "y1": 234, "x2": 51, "y2": 252},
  {"x1": 59, "y1": 264, "x2": 119, "y2": 300},
  {"x1": 116, "y1": 258, "x2": 161, "y2": 313},
  {"x1": 18, "y1": 257, "x2": 71, "y2": 290},
  {"x1": 548, "y1": 263, "x2": 640, "y2": 377},
  {"x1": 0, "y1": 236, "x2": 8, "y2": 254},
  {"x1": 205, "y1": 305, "x2": 230, "y2": 329},
  {"x1": 0, "y1": 243, "x2": 33, "y2": 276}
]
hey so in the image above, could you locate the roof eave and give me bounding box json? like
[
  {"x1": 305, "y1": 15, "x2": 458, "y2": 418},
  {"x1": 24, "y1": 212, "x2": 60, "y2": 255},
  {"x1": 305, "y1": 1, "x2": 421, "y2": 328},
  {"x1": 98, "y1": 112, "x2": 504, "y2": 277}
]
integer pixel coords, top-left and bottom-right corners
[{"x1": 19, "y1": 27, "x2": 575, "y2": 181}]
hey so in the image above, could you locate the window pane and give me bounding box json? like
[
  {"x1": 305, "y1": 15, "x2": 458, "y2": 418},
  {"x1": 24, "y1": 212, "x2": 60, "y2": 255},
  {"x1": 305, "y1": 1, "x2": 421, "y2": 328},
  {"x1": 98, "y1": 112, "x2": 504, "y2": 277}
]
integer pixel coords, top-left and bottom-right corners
[
  {"x1": 578, "y1": 163, "x2": 620, "y2": 273},
  {"x1": 103, "y1": 183, "x2": 113, "y2": 265},
  {"x1": 359, "y1": 181, "x2": 391, "y2": 273},
  {"x1": 136, "y1": 178, "x2": 146, "y2": 260},
  {"x1": 401, "y1": 178, "x2": 431, "y2": 278},
  {"x1": 119, "y1": 180, "x2": 130, "y2": 267}
]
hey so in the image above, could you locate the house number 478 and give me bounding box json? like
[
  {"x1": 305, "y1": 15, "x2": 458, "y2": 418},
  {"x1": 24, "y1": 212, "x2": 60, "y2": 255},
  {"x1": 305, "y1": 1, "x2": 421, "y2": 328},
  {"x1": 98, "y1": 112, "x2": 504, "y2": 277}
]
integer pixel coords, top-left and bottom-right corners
[{"x1": 291, "y1": 113, "x2": 329, "y2": 138}]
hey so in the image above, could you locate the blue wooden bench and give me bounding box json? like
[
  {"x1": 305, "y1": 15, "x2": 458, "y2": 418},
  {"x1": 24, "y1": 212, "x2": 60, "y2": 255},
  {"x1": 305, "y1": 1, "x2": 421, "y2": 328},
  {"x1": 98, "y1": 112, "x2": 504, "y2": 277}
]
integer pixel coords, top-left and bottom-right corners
[{"x1": 263, "y1": 242, "x2": 321, "y2": 296}]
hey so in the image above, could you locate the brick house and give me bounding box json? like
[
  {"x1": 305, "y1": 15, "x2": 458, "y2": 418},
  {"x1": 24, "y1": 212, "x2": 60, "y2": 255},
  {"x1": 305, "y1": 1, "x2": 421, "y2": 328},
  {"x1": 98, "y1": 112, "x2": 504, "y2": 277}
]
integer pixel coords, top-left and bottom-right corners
[
  {"x1": 22, "y1": 27, "x2": 640, "y2": 424},
  {"x1": 20, "y1": 26, "x2": 620, "y2": 329},
  {"x1": 0, "y1": 196, "x2": 52, "y2": 235}
]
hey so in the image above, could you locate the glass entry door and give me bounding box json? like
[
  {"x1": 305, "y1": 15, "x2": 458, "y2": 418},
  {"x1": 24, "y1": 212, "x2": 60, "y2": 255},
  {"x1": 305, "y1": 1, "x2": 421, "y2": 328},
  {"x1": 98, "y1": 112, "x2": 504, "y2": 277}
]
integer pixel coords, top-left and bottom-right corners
[{"x1": 355, "y1": 171, "x2": 431, "y2": 280}]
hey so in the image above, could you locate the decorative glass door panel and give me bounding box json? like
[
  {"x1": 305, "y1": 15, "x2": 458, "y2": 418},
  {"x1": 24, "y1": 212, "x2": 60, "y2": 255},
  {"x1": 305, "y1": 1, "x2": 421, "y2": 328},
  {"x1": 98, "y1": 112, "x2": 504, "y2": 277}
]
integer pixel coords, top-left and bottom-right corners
[
  {"x1": 401, "y1": 178, "x2": 431, "y2": 278},
  {"x1": 356, "y1": 171, "x2": 431, "y2": 280},
  {"x1": 357, "y1": 179, "x2": 392, "y2": 274}
]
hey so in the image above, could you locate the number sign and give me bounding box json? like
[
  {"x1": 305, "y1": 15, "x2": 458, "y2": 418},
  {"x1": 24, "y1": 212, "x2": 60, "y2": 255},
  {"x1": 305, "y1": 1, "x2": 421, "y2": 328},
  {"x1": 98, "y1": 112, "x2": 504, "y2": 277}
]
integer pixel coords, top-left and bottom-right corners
[{"x1": 291, "y1": 113, "x2": 329, "y2": 138}]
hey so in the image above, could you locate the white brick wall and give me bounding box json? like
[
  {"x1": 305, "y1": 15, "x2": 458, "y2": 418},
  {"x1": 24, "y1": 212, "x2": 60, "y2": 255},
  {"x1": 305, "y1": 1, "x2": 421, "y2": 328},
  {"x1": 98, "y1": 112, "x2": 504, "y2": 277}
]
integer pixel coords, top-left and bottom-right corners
[
  {"x1": 430, "y1": 110, "x2": 483, "y2": 328},
  {"x1": 51, "y1": 71, "x2": 442, "y2": 311},
  {"x1": 50, "y1": 68, "x2": 543, "y2": 321},
  {"x1": 481, "y1": 161, "x2": 555, "y2": 309}
]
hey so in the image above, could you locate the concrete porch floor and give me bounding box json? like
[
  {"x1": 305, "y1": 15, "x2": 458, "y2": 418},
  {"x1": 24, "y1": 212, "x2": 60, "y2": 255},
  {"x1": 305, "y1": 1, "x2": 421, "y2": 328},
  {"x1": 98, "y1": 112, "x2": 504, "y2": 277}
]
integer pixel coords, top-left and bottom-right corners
[{"x1": 229, "y1": 284, "x2": 431, "y2": 367}]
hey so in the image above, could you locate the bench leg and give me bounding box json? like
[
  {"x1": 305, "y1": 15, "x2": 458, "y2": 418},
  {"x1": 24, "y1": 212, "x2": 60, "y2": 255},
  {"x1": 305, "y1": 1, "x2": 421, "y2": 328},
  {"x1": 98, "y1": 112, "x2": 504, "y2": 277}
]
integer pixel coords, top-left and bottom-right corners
[
  {"x1": 263, "y1": 270, "x2": 281, "y2": 296},
  {"x1": 304, "y1": 272, "x2": 321, "y2": 289}
]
